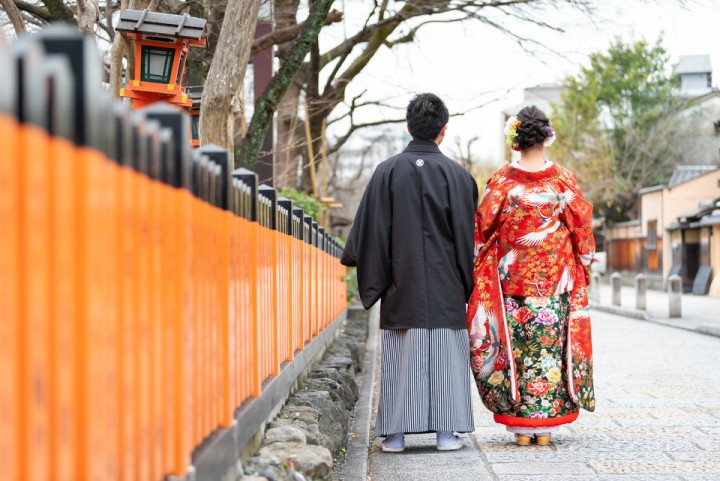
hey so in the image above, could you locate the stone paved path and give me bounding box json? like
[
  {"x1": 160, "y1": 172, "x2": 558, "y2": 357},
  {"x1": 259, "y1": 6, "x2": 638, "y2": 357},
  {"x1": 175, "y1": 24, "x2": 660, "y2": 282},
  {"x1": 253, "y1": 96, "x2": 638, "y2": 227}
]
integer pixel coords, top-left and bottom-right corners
[{"x1": 367, "y1": 310, "x2": 720, "y2": 480}]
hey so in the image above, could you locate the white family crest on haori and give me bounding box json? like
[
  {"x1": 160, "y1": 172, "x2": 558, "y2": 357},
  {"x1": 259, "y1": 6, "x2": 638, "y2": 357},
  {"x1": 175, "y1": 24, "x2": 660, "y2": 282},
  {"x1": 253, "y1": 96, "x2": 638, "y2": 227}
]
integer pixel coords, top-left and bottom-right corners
[{"x1": 416, "y1": 158, "x2": 424, "y2": 167}]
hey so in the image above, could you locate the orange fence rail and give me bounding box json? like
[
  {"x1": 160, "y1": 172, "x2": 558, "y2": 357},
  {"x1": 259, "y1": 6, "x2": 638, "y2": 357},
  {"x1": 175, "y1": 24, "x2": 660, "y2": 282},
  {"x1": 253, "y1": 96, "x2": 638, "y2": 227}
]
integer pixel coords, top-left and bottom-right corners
[{"x1": 0, "y1": 27, "x2": 347, "y2": 481}]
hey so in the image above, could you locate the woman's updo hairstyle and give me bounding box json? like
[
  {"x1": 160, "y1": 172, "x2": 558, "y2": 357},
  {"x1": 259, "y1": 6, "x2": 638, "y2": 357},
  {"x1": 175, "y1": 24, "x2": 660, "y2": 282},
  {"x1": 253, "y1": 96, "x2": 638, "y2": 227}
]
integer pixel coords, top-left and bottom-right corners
[{"x1": 514, "y1": 105, "x2": 551, "y2": 151}]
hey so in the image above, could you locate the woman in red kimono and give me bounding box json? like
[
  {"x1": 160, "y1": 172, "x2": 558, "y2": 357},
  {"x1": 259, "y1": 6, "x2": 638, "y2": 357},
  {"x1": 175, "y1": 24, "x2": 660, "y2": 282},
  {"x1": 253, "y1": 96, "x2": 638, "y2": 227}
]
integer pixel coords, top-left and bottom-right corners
[{"x1": 466, "y1": 105, "x2": 595, "y2": 445}]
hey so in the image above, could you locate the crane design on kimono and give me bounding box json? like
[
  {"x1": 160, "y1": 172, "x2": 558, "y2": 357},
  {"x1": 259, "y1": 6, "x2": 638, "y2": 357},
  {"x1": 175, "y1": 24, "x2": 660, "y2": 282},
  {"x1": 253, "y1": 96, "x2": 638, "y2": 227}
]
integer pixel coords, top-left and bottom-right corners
[
  {"x1": 469, "y1": 305, "x2": 502, "y2": 379},
  {"x1": 498, "y1": 249, "x2": 518, "y2": 281},
  {"x1": 517, "y1": 186, "x2": 576, "y2": 247}
]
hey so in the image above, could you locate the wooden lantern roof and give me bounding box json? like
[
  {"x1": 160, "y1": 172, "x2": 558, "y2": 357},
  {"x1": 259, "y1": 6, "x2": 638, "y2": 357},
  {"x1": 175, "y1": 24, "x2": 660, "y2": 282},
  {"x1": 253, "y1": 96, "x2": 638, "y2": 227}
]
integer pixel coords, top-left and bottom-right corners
[
  {"x1": 116, "y1": 9, "x2": 207, "y2": 43},
  {"x1": 185, "y1": 86, "x2": 203, "y2": 110}
]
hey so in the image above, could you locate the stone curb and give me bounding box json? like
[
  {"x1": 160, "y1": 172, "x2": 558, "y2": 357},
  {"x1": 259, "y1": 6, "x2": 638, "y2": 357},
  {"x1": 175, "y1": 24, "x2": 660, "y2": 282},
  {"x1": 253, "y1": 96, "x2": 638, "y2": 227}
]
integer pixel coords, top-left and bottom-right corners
[
  {"x1": 175, "y1": 310, "x2": 348, "y2": 481},
  {"x1": 244, "y1": 305, "x2": 371, "y2": 481},
  {"x1": 590, "y1": 302, "x2": 720, "y2": 339},
  {"x1": 342, "y1": 304, "x2": 379, "y2": 481}
]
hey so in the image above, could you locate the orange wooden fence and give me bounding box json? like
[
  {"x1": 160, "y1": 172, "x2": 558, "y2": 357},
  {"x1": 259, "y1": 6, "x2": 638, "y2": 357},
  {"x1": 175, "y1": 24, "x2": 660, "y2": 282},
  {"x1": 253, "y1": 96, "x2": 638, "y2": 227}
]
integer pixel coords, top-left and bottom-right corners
[{"x1": 0, "y1": 28, "x2": 347, "y2": 481}]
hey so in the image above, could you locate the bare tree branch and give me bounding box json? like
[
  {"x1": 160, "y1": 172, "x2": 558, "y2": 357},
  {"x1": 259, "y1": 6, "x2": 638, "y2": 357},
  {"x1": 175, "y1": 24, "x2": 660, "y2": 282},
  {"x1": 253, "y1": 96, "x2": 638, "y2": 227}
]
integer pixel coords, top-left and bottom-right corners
[
  {"x1": 250, "y1": 8, "x2": 343, "y2": 57},
  {"x1": 13, "y1": 0, "x2": 52, "y2": 22},
  {"x1": 1, "y1": 0, "x2": 27, "y2": 33},
  {"x1": 41, "y1": 0, "x2": 76, "y2": 22}
]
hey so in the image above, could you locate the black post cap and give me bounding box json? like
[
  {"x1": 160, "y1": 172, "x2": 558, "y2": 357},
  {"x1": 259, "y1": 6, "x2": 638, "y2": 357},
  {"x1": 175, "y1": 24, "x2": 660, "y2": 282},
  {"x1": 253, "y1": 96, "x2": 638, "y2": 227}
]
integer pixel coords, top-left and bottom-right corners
[
  {"x1": 12, "y1": 40, "x2": 46, "y2": 129},
  {"x1": 0, "y1": 45, "x2": 16, "y2": 117},
  {"x1": 232, "y1": 167, "x2": 258, "y2": 221},
  {"x1": 292, "y1": 207, "x2": 304, "y2": 241},
  {"x1": 43, "y1": 56, "x2": 75, "y2": 142},
  {"x1": 278, "y1": 196, "x2": 293, "y2": 235},
  {"x1": 158, "y1": 128, "x2": 175, "y2": 186},
  {"x1": 97, "y1": 92, "x2": 115, "y2": 162},
  {"x1": 198, "y1": 144, "x2": 231, "y2": 210},
  {"x1": 35, "y1": 24, "x2": 103, "y2": 149},
  {"x1": 304, "y1": 215, "x2": 313, "y2": 245},
  {"x1": 145, "y1": 119, "x2": 162, "y2": 180},
  {"x1": 113, "y1": 103, "x2": 133, "y2": 168},
  {"x1": 141, "y1": 102, "x2": 192, "y2": 191},
  {"x1": 130, "y1": 112, "x2": 149, "y2": 175},
  {"x1": 258, "y1": 184, "x2": 277, "y2": 230}
]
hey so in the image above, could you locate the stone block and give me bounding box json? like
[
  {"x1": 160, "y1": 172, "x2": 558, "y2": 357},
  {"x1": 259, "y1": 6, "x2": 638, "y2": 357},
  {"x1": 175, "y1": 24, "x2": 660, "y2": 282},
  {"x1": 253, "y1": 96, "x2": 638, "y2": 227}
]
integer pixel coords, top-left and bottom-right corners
[
  {"x1": 258, "y1": 442, "x2": 333, "y2": 481},
  {"x1": 263, "y1": 425, "x2": 307, "y2": 445},
  {"x1": 286, "y1": 390, "x2": 347, "y2": 456},
  {"x1": 269, "y1": 418, "x2": 325, "y2": 446},
  {"x1": 331, "y1": 338, "x2": 365, "y2": 369},
  {"x1": 308, "y1": 367, "x2": 359, "y2": 399},
  {"x1": 589, "y1": 460, "x2": 720, "y2": 474},
  {"x1": 492, "y1": 462, "x2": 594, "y2": 475},
  {"x1": 302, "y1": 377, "x2": 356, "y2": 412}
]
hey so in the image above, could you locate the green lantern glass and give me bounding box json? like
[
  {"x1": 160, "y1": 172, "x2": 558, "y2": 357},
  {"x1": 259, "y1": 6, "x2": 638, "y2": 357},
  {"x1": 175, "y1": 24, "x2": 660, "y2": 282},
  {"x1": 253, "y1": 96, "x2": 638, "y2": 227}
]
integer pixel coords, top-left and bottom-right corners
[{"x1": 140, "y1": 45, "x2": 175, "y2": 84}]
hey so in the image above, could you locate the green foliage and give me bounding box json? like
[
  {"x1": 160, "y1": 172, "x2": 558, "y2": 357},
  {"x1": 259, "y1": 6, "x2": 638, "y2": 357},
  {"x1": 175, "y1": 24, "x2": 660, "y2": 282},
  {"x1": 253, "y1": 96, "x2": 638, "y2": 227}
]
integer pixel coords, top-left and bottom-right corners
[
  {"x1": 552, "y1": 37, "x2": 684, "y2": 222},
  {"x1": 343, "y1": 267, "x2": 358, "y2": 305},
  {"x1": 279, "y1": 187, "x2": 325, "y2": 221}
]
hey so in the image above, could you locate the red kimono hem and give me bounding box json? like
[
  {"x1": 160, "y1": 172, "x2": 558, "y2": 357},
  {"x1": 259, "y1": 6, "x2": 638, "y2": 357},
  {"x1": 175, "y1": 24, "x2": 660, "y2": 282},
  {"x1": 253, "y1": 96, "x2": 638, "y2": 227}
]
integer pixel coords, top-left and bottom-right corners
[{"x1": 494, "y1": 411, "x2": 579, "y2": 428}]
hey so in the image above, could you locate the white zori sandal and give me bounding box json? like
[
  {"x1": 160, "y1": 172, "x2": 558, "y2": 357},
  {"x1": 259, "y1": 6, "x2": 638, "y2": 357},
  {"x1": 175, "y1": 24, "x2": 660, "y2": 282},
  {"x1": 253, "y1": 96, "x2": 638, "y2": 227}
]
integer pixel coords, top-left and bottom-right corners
[
  {"x1": 381, "y1": 433, "x2": 405, "y2": 453},
  {"x1": 436, "y1": 431, "x2": 466, "y2": 451}
]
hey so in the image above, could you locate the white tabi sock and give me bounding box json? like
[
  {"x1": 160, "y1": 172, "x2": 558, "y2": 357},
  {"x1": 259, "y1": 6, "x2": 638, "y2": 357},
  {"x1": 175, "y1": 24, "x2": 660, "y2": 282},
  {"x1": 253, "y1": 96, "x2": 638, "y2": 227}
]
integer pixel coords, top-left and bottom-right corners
[{"x1": 382, "y1": 432, "x2": 404, "y2": 449}]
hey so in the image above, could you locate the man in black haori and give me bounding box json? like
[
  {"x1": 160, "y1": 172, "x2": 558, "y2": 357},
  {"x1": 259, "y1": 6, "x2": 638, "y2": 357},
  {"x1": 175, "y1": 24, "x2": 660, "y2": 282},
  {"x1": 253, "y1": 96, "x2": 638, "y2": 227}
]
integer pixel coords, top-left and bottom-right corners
[{"x1": 341, "y1": 93, "x2": 478, "y2": 452}]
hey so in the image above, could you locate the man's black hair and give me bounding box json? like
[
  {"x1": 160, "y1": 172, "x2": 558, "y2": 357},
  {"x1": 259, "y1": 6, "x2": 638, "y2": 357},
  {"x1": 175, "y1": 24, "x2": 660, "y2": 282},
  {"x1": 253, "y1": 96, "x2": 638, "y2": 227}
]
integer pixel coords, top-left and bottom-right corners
[{"x1": 406, "y1": 93, "x2": 449, "y2": 141}]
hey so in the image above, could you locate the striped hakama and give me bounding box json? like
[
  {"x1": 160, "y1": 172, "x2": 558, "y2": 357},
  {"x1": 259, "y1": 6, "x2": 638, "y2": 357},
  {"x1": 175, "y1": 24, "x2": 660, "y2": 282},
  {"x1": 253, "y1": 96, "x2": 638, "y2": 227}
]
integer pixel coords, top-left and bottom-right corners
[{"x1": 374, "y1": 328, "x2": 475, "y2": 436}]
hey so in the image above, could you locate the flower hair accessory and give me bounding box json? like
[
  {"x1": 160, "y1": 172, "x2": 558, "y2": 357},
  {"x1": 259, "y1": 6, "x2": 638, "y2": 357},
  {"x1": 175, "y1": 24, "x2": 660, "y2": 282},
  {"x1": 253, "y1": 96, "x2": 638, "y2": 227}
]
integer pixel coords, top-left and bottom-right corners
[
  {"x1": 544, "y1": 122, "x2": 556, "y2": 147},
  {"x1": 504, "y1": 116, "x2": 522, "y2": 151}
]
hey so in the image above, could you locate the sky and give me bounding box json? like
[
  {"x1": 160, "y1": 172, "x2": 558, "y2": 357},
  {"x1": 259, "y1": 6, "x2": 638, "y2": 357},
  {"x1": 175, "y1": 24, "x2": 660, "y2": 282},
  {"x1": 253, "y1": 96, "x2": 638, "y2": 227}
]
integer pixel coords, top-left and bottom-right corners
[{"x1": 318, "y1": 0, "x2": 720, "y2": 166}]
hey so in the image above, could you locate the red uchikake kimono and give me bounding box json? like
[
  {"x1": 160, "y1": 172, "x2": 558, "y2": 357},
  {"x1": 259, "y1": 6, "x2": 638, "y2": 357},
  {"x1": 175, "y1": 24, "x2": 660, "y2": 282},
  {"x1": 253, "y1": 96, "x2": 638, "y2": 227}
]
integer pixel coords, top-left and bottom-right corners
[{"x1": 466, "y1": 162, "x2": 596, "y2": 430}]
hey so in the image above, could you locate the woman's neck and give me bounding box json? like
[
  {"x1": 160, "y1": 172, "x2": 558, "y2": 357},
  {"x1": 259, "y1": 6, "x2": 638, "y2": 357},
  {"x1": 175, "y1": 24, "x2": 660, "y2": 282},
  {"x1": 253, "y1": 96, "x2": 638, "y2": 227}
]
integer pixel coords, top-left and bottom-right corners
[{"x1": 518, "y1": 146, "x2": 546, "y2": 172}]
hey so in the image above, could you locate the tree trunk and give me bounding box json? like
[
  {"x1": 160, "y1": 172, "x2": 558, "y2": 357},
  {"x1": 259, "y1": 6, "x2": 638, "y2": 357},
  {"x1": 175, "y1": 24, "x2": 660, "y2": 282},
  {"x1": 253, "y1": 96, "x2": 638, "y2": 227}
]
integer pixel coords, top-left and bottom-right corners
[
  {"x1": 76, "y1": 0, "x2": 99, "y2": 36},
  {"x1": 108, "y1": 0, "x2": 149, "y2": 97},
  {"x1": 182, "y1": 0, "x2": 206, "y2": 86},
  {"x1": 274, "y1": 0, "x2": 301, "y2": 188},
  {"x1": 238, "y1": 0, "x2": 334, "y2": 170},
  {"x1": 275, "y1": 83, "x2": 303, "y2": 188},
  {"x1": 0, "y1": 0, "x2": 27, "y2": 35},
  {"x1": 200, "y1": 0, "x2": 261, "y2": 152},
  {"x1": 108, "y1": 0, "x2": 130, "y2": 97}
]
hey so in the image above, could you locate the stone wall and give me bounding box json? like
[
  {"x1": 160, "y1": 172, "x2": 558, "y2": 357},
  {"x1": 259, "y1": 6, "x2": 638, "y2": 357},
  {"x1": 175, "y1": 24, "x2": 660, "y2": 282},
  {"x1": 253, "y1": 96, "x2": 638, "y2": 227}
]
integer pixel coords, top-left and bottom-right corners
[{"x1": 243, "y1": 305, "x2": 369, "y2": 481}]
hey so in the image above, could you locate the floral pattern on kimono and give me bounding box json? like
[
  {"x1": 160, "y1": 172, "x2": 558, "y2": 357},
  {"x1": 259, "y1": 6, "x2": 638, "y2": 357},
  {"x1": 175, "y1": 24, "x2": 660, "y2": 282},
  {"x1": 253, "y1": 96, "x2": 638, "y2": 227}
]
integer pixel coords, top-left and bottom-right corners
[{"x1": 466, "y1": 163, "x2": 596, "y2": 417}]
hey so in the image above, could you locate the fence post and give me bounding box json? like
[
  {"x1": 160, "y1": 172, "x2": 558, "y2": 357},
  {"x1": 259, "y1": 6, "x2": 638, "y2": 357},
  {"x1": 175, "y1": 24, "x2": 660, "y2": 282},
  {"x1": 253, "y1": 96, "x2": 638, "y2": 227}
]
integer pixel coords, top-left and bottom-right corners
[
  {"x1": 590, "y1": 272, "x2": 600, "y2": 303},
  {"x1": 0, "y1": 39, "x2": 20, "y2": 481},
  {"x1": 635, "y1": 273, "x2": 646, "y2": 311},
  {"x1": 669, "y1": 274, "x2": 682, "y2": 318},
  {"x1": 278, "y1": 196, "x2": 294, "y2": 362},
  {"x1": 611, "y1": 272, "x2": 622, "y2": 306}
]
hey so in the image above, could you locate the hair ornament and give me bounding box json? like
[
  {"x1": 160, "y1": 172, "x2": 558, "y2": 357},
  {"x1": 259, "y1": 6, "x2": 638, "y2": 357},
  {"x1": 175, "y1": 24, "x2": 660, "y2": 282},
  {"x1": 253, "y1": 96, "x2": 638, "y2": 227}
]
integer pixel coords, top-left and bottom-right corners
[
  {"x1": 544, "y1": 122, "x2": 556, "y2": 147},
  {"x1": 504, "y1": 116, "x2": 522, "y2": 152}
]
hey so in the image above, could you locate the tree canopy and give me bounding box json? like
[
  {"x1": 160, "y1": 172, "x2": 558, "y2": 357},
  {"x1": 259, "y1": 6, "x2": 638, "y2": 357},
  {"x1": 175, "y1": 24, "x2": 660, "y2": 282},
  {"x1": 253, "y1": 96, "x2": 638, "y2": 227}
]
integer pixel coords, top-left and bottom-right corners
[{"x1": 551, "y1": 38, "x2": 684, "y2": 222}]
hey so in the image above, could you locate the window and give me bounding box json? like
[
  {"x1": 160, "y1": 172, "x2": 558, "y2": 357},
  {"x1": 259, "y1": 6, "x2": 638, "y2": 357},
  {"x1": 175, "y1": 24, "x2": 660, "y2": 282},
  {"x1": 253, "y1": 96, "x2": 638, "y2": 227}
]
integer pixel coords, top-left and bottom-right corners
[
  {"x1": 647, "y1": 220, "x2": 658, "y2": 250},
  {"x1": 140, "y1": 45, "x2": 175, "y2": 84}
]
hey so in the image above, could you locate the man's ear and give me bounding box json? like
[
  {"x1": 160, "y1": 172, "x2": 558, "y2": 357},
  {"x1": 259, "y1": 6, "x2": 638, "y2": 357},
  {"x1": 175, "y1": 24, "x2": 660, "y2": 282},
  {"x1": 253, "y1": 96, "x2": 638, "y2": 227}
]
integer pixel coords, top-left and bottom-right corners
[
  {"x1": 407, "y1": 125, "x2": 411, "y2": 135},
  {"x1": 441, "y1": 124, "x2": 448, "y2": 136}
]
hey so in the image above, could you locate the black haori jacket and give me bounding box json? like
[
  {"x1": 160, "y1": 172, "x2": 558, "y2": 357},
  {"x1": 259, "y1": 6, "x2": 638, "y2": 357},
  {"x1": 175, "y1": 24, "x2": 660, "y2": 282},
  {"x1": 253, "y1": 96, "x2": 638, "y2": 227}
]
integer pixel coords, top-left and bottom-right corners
[{"x1": 341, "y1": 139, "x2": 478, "y2": 330}]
